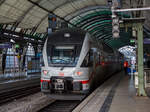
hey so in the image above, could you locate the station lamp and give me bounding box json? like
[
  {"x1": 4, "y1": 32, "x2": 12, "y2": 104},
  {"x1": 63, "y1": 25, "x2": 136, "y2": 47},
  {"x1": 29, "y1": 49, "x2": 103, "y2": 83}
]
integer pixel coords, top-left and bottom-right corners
[
  {"x1": 132, "y1": 27, "x2": 137, "y2": 37},
  {"x1": 111, "y1": 0, "x2": 120, "y2": 38},
  {"x1": 112, "y1": 14, "x2": 120, "y2": 38}
]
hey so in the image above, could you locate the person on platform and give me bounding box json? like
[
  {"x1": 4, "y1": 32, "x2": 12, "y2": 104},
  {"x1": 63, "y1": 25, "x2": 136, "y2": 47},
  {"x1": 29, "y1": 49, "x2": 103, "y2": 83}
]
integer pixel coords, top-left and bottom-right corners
[{"x1": 124, "y1": 61, "x2": 128, "y2": 75}]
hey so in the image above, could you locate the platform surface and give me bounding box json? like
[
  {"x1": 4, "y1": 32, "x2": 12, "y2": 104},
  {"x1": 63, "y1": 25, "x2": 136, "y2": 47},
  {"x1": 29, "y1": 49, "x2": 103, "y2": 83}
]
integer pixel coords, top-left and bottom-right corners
[
  {"x1": 0, "y1": 72, "x2": 40, "y2": 93},
  {"x1": 0, "y1": 72, "x2": 40, "y2": 83},
  {"x1": 73, "y1": 71, "x2": 150, "y2": 112}
]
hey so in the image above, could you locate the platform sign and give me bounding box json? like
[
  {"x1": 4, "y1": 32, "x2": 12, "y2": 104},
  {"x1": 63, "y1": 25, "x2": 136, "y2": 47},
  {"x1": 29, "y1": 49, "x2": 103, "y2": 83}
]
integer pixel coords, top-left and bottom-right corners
[
  {"x1": 116, "y1": 0, "x2": 121, "y2": 8},
  {"x1": 130, "y1": 39, "x2": 136, "y2": 46},
  {"x1": 15, "y1": 44, "x2": 19, "y2": 48},
  {"x1": 48, "y1": 14, "x2": 57, "y2": 28},
  {"x1": 112, "y1": 0, "x2": 121, "y2": 8},
  {"x1": 0, "y1": 43, "x2": 12, "y2": 48},
  {"x1": 144, "y1": 38, "x2": 150, "y2": 44},
  {"x1": 130, "y1": 39, "x2": 135, "y2": 43}
]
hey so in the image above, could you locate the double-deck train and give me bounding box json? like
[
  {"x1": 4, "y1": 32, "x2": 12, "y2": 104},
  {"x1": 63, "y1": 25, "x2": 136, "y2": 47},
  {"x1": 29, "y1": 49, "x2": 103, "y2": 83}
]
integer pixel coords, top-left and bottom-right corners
[{"x1": 41, "y1": 28, "x2": 123, "y2": 100}]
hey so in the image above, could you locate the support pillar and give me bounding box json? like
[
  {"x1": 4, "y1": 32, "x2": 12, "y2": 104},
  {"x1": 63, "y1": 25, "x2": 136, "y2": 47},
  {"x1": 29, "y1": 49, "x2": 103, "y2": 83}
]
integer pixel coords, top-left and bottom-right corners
[
  {"x1": 2, "y1": 48, "x2": 7, "y2": 74},
  {"x1": 137, "y1": 23, "x2": 147, "y2": 96},
  {"x1": 121, "y1": 18, "x2": 147, "y2": 97},
  {"x1": 0, "y1": 49, "x2": 3, "y2": 74},
  {"x1": 20, "y1": 46, "x2": 27, "y2": 72}
]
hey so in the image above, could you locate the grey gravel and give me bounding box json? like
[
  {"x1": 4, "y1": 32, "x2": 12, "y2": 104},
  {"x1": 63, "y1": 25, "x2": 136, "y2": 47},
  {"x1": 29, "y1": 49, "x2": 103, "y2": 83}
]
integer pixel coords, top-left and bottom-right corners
[{"x1": 0, "y1": 92, "x2": 55, "y2": 112}]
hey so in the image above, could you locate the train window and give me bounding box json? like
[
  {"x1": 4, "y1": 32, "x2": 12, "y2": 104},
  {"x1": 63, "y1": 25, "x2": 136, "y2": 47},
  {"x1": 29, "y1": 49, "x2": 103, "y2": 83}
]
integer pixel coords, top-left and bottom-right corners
[
  {"x1": 98, "y1": 54, "x2": 101, "y2": 64},
  {"x1": 81, "y1": 49, "x2": 93, "y2": 67},
  {"x1": 89, "y1": 49, "x2": 93, "y2": 61},
  {"x1": 108, "y1": 55, "x2": 112, "y2": 62},
  {"x1": 47, "y1": 45, "x2": 82, "y2": 67},
  {"x1": 81, "y1": 53, "x2": 89, "y2": 67},
  {"x1": 51, "y1": 46, "x2": 75, "y2": 64},
  {"x1": 89, "y1": 49, "x2": 94, "y2": 66},
  {"x1": 46, "y1": 45, "x2": 81, "y2": 67}
]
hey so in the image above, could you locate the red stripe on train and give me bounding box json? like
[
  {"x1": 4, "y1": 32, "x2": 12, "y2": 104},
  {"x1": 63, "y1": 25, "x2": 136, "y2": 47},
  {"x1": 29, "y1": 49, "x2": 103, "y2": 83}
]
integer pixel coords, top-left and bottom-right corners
[
  {"x1": 81, "y1": 80, "x2": 89, "y2": 84},
  {"x1": 41, "y1": 79, "x2": 50, "y2": 82}
]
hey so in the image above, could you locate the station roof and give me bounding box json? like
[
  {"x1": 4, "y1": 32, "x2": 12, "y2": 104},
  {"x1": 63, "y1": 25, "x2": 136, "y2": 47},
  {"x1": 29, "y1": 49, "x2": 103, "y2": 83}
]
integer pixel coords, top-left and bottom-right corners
[
  {"x1": 0, "y1": 0, "x2": 107, "y2": 33},
  {"x1": 0, "y1": 0, "x2": 149, "y2": 49},
  {"x1": 71, "y1": 10, "x2": 131, "y2": 49}
]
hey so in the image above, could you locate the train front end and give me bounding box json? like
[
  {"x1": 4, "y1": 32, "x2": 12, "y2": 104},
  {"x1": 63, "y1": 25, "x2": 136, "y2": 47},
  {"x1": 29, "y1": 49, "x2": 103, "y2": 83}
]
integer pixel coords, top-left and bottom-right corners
[
  {"x1": 40, "y1": 29, "x2": 90, "y2": 99},
  {"x1": 41, "y1": 66, "x2": 90, "y2": 95}
]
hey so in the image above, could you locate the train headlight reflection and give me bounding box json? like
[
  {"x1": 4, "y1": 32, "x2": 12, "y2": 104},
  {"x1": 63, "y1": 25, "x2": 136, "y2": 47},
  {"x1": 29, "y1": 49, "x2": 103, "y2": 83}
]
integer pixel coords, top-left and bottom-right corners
[{"x1": 43, "y1": 70, "x2": 48, "y2": 75}]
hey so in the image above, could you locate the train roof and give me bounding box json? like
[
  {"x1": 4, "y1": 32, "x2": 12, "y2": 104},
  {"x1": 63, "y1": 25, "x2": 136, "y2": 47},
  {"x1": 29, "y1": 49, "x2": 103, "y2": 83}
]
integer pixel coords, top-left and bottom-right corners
[{"x1": 47, "y1": 28, "x2": 86, "y2": 45}]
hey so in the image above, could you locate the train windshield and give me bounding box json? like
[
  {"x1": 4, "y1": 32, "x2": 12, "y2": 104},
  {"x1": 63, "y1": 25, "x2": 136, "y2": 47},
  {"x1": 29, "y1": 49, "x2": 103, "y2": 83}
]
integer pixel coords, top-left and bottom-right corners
[{"x1": 49, "y1": 46, "x2": 78, "y2": 66}]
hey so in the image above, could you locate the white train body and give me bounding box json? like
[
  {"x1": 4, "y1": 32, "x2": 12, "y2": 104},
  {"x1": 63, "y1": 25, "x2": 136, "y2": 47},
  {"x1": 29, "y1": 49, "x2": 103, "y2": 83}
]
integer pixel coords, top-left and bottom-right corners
[{"x1": 41, "y1": 28, "x2": 123, "y2": 100}]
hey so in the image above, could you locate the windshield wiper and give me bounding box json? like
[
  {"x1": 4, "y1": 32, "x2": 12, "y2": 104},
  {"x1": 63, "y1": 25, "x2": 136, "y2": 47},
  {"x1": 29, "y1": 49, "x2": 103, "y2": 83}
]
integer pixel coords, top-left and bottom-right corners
[{"x1": 60, "y1": 66, "x2": 64, "y2": 70}]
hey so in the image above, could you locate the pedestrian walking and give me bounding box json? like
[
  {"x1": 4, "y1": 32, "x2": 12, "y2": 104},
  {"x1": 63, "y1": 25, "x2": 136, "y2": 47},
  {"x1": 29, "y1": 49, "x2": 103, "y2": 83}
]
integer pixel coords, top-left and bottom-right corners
[{"x1": 124, "y1": 61, "x2": 128, "y2": 75}]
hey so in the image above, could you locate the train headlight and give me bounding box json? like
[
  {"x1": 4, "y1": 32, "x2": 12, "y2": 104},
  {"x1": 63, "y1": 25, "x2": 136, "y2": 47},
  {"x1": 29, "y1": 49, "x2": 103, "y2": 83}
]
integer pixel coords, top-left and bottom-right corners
[
  {"x1": 43, "y1": 70, "x2": 48, "y2": 75},
  {"x1": 76, "y1": 71, "x2": 83, "y2": 76}
]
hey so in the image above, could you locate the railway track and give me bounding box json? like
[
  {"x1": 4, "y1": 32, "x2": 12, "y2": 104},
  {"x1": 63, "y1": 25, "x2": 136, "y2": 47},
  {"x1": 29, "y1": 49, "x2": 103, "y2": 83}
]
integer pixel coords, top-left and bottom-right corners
[
  {"x1": 0, "y1": 85, "x2": 40, "y2": 105},
  {"x1": 39, "y1": 100, "x2": 81, "y2": 112}
]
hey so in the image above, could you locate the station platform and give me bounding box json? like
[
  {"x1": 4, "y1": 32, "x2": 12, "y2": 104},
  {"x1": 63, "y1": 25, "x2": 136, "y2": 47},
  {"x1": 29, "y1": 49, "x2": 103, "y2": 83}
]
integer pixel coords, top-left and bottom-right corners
[
  {"x1": 0, "y1": 72, "x2": 40, "y2": 82},
  {"x1": 73, "y1": 71, "x2": 150, "y2": 112}
]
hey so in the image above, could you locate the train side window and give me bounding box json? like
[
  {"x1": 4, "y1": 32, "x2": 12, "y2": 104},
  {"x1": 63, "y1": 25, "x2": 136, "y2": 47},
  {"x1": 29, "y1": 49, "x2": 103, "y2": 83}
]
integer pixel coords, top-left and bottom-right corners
[
  {"x1": 99, "y1": 54, "x2": 101, "y2": 64},
  {"x1": 81, "y1": 49, "x2": 93, "y2": 67},
  {"x1": 81, "y1": 53, "x2": 89, "y2": 67},
  {"x1": 89, "y1": 49, "x2": 93, "y2": 66}
]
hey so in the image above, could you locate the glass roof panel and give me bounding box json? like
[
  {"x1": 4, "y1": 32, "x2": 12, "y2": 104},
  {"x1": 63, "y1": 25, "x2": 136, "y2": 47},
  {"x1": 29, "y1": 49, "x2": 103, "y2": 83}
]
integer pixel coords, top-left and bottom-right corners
[{"x1": 119, "y1": 46, "x2": 136, "y2": 58}]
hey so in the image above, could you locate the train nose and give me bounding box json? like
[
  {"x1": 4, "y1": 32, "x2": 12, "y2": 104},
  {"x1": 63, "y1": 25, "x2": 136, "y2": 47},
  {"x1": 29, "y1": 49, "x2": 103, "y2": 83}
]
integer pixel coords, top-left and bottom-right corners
[{"x1": 56, "y1": 67, "x2": 75, "y2": 76}]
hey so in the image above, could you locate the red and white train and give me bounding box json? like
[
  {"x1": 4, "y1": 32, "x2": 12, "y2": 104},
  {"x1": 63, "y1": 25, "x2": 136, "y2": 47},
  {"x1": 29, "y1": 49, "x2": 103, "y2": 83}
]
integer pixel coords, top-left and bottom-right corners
[{"x1": 41, "y1": 28, "x2": 123, "y2": 100}]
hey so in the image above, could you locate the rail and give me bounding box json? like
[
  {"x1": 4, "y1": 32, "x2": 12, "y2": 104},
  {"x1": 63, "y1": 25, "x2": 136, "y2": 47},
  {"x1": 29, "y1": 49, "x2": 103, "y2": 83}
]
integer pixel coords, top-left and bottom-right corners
[
  {"x1": 39, "y1": 100, "x2": 81, "y2": 112},
  {"x1": 0, "y1": 85, "x2": 40, "y2": 105}
]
